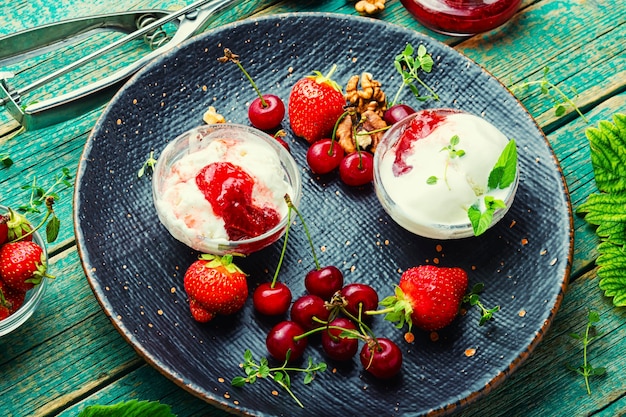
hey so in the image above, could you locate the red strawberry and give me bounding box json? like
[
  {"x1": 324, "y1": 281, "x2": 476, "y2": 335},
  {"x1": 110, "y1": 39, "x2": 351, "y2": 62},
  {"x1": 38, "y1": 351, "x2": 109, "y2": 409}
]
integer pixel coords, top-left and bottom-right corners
[
  {"x1": 0, "y1": 280, "x2": 26, "y2": 315},
  {"x1": 0, "y1": 240, "x2": 52, "y2": 292},
  {"x1": 183, "y1": 254, "x2": 248, "y2": 323},
  {"x1": 288, "y1": 65, "x2": 346, "y2": 144},
  {"x1": 379, "y1": 265, "x2": 468, "y2": 334},
  {"x1": 0, "y1": 304, "x2": 9, "y2": 320}
]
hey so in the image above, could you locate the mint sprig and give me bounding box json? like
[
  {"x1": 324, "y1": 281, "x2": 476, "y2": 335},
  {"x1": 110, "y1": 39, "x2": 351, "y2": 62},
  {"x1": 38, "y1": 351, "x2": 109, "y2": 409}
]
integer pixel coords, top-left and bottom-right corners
[
  {"x1": 468, "y1": 139, "x2": 518, "y2": 236},
  {"x1": 577, "y1": 113, "x2": 626, "y2": 306}
]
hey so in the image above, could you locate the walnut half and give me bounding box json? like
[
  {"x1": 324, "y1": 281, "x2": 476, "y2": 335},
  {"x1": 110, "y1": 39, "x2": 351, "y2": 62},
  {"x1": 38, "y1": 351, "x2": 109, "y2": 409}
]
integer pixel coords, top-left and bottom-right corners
[
  {"x1": 345, "y1": 72, "x2": 387, "y2": 117},
  {"x1": 337, "y1": 110, "x2": 387, "y2": 154},
  {"x1": 355, "y1": 0, "x2": 386, "y2": 15}
]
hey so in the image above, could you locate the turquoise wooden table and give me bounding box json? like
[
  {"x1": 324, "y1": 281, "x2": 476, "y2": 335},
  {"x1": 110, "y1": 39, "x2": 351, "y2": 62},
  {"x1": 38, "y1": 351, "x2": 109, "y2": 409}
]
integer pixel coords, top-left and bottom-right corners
[{"x1": 1, "y1": 0, "x2": 625, "y2": 416}]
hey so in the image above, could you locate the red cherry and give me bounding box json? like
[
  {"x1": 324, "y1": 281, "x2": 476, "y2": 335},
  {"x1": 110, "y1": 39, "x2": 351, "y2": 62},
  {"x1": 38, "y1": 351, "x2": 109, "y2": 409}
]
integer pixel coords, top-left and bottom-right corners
[
  {"x1": 266, "y1": 320, "x2": 308, "y2": 362},
  {"x1": 339, "y1": 151, "x2": 374, "y2": 186},
  {"x1": 383, "y1": 103, "x2": 416, "y2": 125},
  {"x1": 305, "y1": 266, "x2": 344, "y2": 300},
  {"x1": 253, "y1": 282, "x2": 292, "y2": 316},
  {"x1": 290, "y1": 294, "x2": 331, "y2": 330},
  {"x1": 360, "y1": 338, "x2": 403, "y2": 379},
  {"x1": 340, "y1": 283, "x2": 379, "y2": 318},
  {"x1": 321, "y1": 317, "x2": 359, "y2": 361},
  {"x1": 306, "y1": 139, "x2": 345, "y2": 174},
  {"x1": 248, "y1": 94, "x2": 285, "y2": 131}
]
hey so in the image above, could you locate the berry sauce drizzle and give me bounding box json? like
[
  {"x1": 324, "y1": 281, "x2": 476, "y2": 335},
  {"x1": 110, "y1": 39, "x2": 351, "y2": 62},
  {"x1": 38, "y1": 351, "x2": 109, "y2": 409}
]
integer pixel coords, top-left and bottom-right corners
[{"x1": 196, "y1": 162, "x2": 280, "y2": 240}]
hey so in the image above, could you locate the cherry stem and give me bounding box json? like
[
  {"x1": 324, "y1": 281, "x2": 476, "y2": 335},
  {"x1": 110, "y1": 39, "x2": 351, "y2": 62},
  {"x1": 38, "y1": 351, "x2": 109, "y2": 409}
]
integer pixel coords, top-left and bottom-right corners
[
  {"x1": 351, "y1": 125, "x2": 365, "y2": 170},
  {"x1": 220, "y1": 48, "x2": 267, "y2": 107},
  {"x1": 270, "y1": 205, "x2": 292, "y2": 288},
  {"x1": 329, "y1": 110, "x2": 350, "y2": 156},
  {"x1": 284, "y1": 194, "x2": 320, "y2": 270},
  {"x1": 293, "y1": 321, "x2": 364, "y2": 342}
]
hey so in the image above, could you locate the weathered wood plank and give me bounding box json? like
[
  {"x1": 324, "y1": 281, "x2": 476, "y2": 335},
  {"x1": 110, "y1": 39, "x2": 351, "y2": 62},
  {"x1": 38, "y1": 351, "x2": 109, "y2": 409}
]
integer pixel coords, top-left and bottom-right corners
[
  {"x1": 0, "y1": 247, "x2": 141, "y2": 417},
  {"x1": 457, "y1": 267, "x2": 626, "y2": 417}
]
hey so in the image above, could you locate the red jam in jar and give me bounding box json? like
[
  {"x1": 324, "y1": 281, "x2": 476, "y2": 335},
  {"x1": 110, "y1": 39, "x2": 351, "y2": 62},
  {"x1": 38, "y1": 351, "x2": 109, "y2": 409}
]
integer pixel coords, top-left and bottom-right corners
[{"x1": 400, "y1": 0, "x2": 522, "y2": 36}]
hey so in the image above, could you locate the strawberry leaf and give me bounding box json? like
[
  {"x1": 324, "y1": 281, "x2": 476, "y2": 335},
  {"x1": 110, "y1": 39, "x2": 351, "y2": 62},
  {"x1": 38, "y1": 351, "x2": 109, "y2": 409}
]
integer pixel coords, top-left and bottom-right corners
[
  {"x1": 577, "y1": 113, "x2": 626, "y2": 306},
  {"x1": 77, "y1": 400, "x2": 174, "y2": 417}
]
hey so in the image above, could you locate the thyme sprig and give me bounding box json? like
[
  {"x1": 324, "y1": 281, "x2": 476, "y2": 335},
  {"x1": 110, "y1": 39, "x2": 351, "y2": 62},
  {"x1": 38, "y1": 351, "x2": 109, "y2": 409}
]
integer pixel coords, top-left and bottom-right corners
[
  {"x1": 568, "y1": 310, "x2": 606, "y2": 395},
  {"x1": 232, "y1": 349, "x2": 327, "y2": 408}
]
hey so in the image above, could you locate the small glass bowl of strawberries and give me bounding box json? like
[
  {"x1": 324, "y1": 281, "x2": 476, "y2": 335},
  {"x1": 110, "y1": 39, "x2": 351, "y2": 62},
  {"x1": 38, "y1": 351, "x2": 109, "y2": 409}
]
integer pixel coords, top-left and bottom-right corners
[
  {"x1": 152, "y1": 123, "x2": 302, "y2": 255},
  {"x1": 0, "y1": 205, "x2": 51, "y2": 336}
]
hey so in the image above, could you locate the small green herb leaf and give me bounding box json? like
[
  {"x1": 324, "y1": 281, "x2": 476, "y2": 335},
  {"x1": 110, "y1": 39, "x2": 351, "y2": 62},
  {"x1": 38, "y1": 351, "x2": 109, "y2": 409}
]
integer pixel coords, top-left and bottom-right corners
[
  {"x1": 0, "y1": 153, "x2": 13, "y2": 168},
  {"x1": 138, "y1": 151, "x2": 158, "y2": 178}
]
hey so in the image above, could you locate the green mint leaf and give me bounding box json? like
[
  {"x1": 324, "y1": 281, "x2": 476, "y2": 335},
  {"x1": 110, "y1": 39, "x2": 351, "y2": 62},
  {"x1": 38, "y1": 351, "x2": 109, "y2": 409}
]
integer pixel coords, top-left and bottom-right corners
[
  {"x1": 488, "y1": 139, "x2": 518, "y2": 190},
  {"x1": 77, "y1": 400, "x2": 175, "y2": 417},
  {"x1": 468, "y1": 203, "x2": 495, "y2": 236},
  {"x1": 586, "y1": 114, "x2": 626, "y2": 193},
  {"x1": 426, "y1": 176, "x2": 438, "y2": 185}
]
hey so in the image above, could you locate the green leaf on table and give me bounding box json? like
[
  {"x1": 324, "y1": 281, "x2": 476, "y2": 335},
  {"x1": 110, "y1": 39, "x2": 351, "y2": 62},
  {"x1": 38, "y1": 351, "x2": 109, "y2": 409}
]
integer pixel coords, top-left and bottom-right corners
[
  {"x1": 77, "y1": 400, "x2": 175, "y2": 417},
  {"x1": 577, "y1": 113, "x2": 626, "y2": 306},
  {"x1": 586, "y1": 114, "x2": 626, "y2": 193}
]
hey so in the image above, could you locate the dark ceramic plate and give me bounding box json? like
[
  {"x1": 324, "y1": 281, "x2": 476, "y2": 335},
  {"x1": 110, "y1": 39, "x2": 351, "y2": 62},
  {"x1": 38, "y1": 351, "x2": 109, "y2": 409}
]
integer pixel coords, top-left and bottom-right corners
[{"x1": 74, "y1": 13, "x2": 573, "y2": 417}]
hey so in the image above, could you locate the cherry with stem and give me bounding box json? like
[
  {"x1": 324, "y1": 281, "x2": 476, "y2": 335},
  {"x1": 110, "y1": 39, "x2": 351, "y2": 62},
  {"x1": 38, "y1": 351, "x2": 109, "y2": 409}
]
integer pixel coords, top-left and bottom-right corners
[
  {"x1": 284, "y1": 195, "x2": 344, "y2": 300},
  {"x1": 218, "y1": 48, "x2": 285, "y2": 131},
  {"x1": 252, "y1": 204, "x2": 293, "y2": 316}
]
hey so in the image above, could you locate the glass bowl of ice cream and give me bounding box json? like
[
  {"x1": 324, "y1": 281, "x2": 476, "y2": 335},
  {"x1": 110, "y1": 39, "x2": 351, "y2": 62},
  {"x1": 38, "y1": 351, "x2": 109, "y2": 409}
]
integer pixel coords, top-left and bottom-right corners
[
  {"x1": 152, "y1": 123, "x2": 302, "y2": 255},
  {"x1": 374, "y1": 108, "x2": 518, "y2": 239}
]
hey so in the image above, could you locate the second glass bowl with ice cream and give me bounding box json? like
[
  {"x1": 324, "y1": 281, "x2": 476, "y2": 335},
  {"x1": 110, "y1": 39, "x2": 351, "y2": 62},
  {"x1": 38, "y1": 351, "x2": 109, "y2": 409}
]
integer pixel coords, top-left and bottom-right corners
[
  {"x1": 374, "y1": 108, "x2": 519, "y2": 239},
  {"x1": 152, "y1": 123, "x2": 302, "y2": 255}
]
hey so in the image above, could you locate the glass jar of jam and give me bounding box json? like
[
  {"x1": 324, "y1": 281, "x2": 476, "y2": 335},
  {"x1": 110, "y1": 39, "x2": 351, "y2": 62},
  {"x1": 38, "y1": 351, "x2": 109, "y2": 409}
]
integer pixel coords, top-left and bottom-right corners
[{"x1": 400, "y1": 0, "x2": 523, "y2": 36}]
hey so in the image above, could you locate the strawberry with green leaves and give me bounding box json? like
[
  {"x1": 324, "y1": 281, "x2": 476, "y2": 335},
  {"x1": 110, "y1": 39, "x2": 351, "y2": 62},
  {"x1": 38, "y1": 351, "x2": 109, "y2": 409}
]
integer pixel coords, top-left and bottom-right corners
[
  {"x1": 1, "y1": 208, "x2": 33, "y2": 244},
  {"x1": 372, "y1": 265, "x2": 468, "y2": 337},
  {"x1": 183, "y1": 254, "x2": 248, "y2": 323},
  {"x1": 0, "y1": 240, "x2": 53, "y2": 292},
  {"x1": 288, "y1": 65, "x2": 346, "y2": 144}
]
